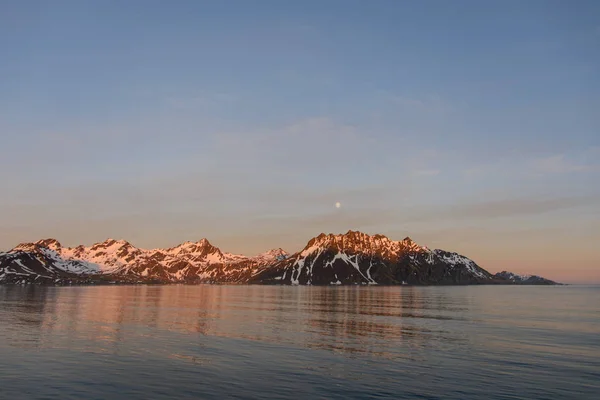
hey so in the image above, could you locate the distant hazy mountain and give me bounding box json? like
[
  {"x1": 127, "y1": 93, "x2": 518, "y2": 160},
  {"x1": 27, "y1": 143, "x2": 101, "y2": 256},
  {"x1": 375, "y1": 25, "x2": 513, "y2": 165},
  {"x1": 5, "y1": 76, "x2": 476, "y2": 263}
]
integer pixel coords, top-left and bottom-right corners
[
  {"x1": 0, "y1": 231, "x2": 558, "y2": 285},
  {"x1": 493, "y1": 271, "x2": 558, "y2": 285}
]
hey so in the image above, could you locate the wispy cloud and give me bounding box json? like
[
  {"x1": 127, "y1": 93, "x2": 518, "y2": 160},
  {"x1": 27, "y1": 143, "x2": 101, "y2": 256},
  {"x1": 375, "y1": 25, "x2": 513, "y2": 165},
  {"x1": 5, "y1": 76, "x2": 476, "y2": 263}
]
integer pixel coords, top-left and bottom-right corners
[
  {"x1": 211, "y1": 117, "x2": 379, "y2": 175},
  {"x1": 531, "y1": 154, "x2": 591, "y2": 174},
  {"x1": 462, "y1": 152, "x2": 598, "y2": 179}
]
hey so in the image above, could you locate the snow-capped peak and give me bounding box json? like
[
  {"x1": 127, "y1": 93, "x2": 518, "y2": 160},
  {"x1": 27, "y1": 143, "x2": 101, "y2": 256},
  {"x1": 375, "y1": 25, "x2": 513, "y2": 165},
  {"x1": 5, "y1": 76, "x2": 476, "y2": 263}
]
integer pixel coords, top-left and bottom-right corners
[
  {"x1": 253, "y1": 248, "x2": 290, "y2": 263},
  {"x1": 165, "y1": 238, "x2": 226, "y2": 260}
]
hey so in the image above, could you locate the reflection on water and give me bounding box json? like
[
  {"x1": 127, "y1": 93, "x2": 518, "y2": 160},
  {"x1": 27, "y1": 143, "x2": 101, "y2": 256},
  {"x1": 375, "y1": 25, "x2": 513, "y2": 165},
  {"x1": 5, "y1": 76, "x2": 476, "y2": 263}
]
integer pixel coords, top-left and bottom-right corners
[
  {"x1": 0, "y1": 285, "x2": 599, "y2": 399},
  {"x1": 0, "y1": 285, "x2": 473, "y2": 358}
]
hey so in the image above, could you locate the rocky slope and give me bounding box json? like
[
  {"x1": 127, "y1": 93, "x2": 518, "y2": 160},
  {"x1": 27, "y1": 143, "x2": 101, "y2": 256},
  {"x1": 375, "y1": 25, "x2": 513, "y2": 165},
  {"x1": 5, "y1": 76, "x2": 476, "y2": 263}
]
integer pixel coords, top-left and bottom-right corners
[
  {"x1": 1, "y1": 238, "x2": 288, "y2": 284},
  {"x1": 0, "y1": 231, "x2": 558, "y2": 285},
  {"x1": 252, "y1": 231, "x2": 497, "y2": 285}
]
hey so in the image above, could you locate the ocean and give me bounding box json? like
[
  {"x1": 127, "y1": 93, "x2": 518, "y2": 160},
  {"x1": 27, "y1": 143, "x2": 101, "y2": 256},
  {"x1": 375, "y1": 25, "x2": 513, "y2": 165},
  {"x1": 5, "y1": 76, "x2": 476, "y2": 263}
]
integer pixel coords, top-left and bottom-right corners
[{"x1": 0, "y1": 285, "x2": 598, "y2": 399}]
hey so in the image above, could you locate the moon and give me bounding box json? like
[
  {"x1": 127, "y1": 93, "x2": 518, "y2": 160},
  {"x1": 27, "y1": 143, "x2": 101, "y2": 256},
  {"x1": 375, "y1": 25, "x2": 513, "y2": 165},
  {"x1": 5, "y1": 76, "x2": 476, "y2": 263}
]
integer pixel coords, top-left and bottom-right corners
[{"x1": 335, "y1": 202, "x2": 341, "y2": 209}]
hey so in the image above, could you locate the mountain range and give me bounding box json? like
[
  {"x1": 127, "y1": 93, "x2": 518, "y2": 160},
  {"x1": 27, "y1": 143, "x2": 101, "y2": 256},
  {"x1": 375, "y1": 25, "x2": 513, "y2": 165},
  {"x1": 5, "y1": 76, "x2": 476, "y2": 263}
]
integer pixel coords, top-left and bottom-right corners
[{"x1": 0, "y1": 231, "x2": 558, "y2": 285}]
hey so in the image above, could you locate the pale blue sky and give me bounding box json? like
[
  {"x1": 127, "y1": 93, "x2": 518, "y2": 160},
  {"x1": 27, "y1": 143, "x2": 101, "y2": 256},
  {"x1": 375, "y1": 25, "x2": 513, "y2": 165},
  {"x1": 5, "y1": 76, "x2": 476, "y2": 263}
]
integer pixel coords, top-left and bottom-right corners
[{"x1": 1, "y1": 0, "x2": 599, "y2": 282}]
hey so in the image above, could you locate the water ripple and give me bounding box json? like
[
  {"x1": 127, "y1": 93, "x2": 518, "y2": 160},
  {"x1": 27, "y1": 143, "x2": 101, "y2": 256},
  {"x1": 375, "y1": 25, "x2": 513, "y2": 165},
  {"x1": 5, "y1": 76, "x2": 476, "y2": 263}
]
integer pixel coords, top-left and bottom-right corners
[{"x1": 0, "y1": 285, "x2": 598, "y2": 399}]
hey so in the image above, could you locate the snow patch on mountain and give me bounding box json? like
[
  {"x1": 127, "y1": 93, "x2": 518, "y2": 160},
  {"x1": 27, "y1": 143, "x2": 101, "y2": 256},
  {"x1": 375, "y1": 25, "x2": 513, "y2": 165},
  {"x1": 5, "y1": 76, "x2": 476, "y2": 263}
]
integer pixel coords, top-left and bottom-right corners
[
  {"x1": 2, "y1": 237, "x2": 293, "y2": 283},
  {"x1": 255, "y1": 230, "x2": 493, "y2": 285},
  {"x1": 432, "y1": 250, "x2": 489, "y2": 279},
  {"x1": 2, "y1": 231, "x2": 554, "y2": 285}
]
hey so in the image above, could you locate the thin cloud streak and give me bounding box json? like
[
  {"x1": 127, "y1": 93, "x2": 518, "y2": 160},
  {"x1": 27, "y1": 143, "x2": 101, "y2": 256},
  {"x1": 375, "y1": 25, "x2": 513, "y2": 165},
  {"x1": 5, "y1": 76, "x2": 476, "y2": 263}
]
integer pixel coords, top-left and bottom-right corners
[
  {"x1": 403, "y1": 195, "x2": 600, "y2": 223},
  {"x1": 462, "y1": 151, "x2": 599, "y2": 179},
  {"x1": 531, "y1": 154, "x2": 593, "y2": 174}
]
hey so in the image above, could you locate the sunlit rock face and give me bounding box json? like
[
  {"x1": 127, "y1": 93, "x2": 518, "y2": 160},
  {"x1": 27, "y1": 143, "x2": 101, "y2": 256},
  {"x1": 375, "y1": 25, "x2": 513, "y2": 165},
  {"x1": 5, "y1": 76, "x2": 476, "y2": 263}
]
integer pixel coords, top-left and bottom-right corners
[
  {"x1": 0, "y1": 231, "x2": 556, "y2": 285},
  {"x1": 253, "y1": 230, "x2": 496, "y2": 285},
  {"x1": 0, "y1": 237, "x2": 289, "y2": 284}
]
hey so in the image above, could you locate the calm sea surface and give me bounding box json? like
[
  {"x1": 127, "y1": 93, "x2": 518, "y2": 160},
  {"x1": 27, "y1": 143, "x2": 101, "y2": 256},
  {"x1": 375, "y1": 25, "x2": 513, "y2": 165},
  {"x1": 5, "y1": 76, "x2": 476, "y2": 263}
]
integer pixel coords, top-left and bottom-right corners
[{"x1": 0, "y1": 285, "x2": 598, "y2": 399}]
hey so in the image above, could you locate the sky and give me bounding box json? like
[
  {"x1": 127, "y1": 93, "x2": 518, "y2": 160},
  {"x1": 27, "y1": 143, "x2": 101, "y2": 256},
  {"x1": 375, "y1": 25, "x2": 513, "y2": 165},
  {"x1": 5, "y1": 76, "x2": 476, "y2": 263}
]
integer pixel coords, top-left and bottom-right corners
[{"x1": 1, "y1": 0, "x2": 599, "y2": 283}]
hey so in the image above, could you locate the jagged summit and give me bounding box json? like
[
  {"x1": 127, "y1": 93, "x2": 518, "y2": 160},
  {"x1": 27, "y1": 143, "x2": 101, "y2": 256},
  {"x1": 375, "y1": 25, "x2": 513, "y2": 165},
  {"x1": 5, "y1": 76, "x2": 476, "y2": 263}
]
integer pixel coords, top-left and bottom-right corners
[
  {"x1": 10, "y1": 238, "x2": 61, "y2": 253},
  {"x1": 308, "y1": 230, "x2": 387, "y2": 245},
  {"x1": 10, "y1": 242, "x2": 37, "y2": 252},
  {"x1": 254, "y1": 248, "x2": 290, "y2": 263},
  {"x1": 90, "y1": 238, "x2": 134, "y2": 250},
  {"x1": 169, "y1": 238, "x2": 214, "y2": 250},
  {"x1": 172, "y1": 238, "x2": 212, "y2": 247},
  {"x1": 35, "y1": 238, "x2": 62, "y2": 249},
  {"x1": 165, "y1": 238, "x2": 228, "y2": 263},
  {"x1": 263, "y1": 248, "x2": 288, "y2": 256},
  {"x1": 102, "y1": 238, "x2": 131, "y2": 246},
  {"x1": 302, "y1": 230, "x2": 426, "y2": 258}
]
